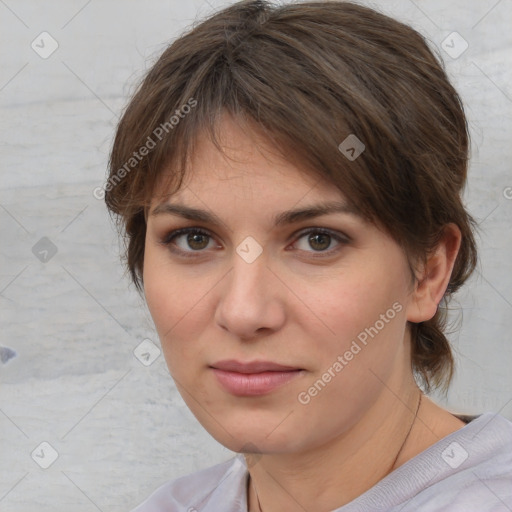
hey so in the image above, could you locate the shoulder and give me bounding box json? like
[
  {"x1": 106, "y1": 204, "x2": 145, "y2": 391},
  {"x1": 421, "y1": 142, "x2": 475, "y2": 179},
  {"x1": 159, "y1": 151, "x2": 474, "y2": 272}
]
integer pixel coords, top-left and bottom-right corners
[
  {"x1": 129, "y1": 455, "x2": 248, "y2": 512},
  {"x1": 396, "y1": 412, "x2": 512, "y2": 511},
  {"x1": 345, "y1": 412, "x2": 512, "y2": 512}
]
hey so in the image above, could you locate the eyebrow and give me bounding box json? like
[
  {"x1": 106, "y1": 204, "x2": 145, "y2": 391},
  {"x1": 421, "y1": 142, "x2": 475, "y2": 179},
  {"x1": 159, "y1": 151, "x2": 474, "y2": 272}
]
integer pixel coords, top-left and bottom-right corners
[{"x1": 150, "y1": 200, "x2": 360, "y2": 227}]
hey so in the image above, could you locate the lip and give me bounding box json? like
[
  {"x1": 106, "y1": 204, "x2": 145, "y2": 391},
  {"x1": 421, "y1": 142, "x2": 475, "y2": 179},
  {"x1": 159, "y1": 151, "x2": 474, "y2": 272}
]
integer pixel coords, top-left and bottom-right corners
[
  {"x1": 211, "y1": 359, "x2": 300, "y2": 373},
  {"x1": 210, "y1": 359, "x2": 303, "y2": 396}
]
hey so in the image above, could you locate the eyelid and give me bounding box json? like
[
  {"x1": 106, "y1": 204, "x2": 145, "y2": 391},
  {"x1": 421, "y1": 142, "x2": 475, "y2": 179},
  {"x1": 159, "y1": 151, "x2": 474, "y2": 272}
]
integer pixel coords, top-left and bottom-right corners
[
  {"x1": 160, "y1": 227, "x2": 214, "y2": 245},
  {"x1": 291, "y1": 226, "x2": 351, "y2": 244}
]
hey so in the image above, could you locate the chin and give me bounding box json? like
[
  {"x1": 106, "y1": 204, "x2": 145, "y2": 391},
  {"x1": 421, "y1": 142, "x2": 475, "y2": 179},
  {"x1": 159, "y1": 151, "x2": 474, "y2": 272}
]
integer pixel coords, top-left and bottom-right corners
[{"x1": 192, "y1": 407, "x2": 300, "y2": 453}]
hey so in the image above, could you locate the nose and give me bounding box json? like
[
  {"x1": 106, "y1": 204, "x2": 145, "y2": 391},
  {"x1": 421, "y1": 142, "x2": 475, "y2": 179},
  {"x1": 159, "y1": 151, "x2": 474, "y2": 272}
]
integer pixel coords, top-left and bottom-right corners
[{"x1": 214, "y1": 248, "x2": 286, "y2": 341}]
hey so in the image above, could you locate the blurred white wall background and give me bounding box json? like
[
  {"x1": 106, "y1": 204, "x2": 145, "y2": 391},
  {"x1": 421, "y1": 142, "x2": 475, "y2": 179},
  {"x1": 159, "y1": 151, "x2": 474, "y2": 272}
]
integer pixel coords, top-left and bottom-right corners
[{"x1": 1, "y1": 0, "x2": 511, "y2": 510}]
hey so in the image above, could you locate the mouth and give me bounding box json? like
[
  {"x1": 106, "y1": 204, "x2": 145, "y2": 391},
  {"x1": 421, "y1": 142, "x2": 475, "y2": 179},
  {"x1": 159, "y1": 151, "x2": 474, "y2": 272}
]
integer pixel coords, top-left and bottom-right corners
[{"x1": 209, "y1": 359, "x2": 304, "y2": 396}]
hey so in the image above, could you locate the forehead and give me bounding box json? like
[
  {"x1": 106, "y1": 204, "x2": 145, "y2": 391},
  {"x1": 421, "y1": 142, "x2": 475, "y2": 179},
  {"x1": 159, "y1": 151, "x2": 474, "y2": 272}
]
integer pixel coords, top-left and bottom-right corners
[{"x1": 152, "y1": 114, "x2": 342, "y2": 207}]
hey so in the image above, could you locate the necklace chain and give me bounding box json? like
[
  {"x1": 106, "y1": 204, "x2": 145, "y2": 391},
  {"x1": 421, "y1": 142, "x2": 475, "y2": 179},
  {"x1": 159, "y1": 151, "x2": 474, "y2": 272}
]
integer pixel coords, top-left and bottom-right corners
[
  {"x1": 390, "y1": 391, "x2": 422, "y2": 472},
  {"x1": 251, "y1": 390, "x2": 423, "y2": 512}
]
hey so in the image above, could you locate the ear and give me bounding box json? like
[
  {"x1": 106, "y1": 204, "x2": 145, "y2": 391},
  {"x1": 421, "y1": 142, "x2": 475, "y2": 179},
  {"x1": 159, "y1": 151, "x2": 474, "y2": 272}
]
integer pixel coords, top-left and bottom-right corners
[{"x1": 406, "y1": 223, "x2": 462, "y2": 323}]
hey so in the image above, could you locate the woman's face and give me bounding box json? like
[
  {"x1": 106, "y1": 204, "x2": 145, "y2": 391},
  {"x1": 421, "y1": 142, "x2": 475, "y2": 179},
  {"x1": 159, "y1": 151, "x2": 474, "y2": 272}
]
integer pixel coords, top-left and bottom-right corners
[{"x1": 143, "y1": 115, "x2": 417, "y2": 454}]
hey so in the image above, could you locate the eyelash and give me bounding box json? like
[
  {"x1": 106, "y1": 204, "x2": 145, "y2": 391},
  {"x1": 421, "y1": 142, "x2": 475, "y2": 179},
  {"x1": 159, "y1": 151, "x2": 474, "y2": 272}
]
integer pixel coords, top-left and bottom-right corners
[{"x1": 160, "y1": 227, "x2": 350, "y2": 259}]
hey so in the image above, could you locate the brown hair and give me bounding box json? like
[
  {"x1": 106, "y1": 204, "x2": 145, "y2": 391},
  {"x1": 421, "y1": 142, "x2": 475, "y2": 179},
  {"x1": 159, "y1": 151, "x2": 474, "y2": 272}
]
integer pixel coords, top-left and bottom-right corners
[{"x1": 105, "y1": 0, "x2": 478, "y2": 392}]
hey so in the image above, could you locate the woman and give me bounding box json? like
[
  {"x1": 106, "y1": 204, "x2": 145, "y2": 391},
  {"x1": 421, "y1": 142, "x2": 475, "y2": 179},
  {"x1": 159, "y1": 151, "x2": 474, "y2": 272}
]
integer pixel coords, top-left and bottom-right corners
[{"x1": 105, "y1": 1, "x2": 512, "y2": 510}]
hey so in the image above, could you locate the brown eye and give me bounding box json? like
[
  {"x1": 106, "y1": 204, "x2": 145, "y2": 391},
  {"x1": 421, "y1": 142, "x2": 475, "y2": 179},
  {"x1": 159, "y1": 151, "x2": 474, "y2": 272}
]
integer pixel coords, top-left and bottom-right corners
[
  {"x1": 292, "y1": 228, "x2": 349, "y2": 256},
  {"x1": 161, "y1": 228, "x2": 217, "y2": 257},
  {"x1": 186, "y1": 232, "x2": 210, "y2": 250},
  {"x1": 307, "y1": 233, "x2": 332, "y2": 251}
]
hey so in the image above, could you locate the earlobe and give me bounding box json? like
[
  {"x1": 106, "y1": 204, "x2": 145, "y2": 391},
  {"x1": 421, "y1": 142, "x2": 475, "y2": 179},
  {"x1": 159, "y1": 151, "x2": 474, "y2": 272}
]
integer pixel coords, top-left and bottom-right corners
[{"x1": 406, "y1": 224, "x2": 462, "y2": 323}]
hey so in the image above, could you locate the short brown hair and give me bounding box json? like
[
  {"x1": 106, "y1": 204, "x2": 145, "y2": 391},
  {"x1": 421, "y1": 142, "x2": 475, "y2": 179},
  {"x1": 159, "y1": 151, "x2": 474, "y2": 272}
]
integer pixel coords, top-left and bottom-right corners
[{"x1": 105, "y1": 0, "x2": 478, "y2": 392}]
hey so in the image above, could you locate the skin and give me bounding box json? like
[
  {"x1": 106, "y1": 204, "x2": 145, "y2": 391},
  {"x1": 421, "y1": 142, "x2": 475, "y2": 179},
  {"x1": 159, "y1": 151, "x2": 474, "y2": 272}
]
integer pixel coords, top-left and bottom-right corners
[{"x1": 143, "y1": 114, "x2": 466, "y2": 511}]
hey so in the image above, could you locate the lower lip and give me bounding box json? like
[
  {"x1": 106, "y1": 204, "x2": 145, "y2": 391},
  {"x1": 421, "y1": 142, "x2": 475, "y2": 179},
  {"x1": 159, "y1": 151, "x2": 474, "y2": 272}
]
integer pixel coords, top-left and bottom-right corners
[{"x1": 211, "y1": 368, "x2": 302, "y2": 396}]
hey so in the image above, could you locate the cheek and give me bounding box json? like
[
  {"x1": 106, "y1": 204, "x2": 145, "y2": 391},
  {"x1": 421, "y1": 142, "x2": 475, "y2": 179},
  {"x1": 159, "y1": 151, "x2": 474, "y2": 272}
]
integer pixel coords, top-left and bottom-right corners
[
  {"x1": 291, "y1": 282, "x2": 408, "y2": 445},
  {"x1": 143, "y1": 251, "x2": 216, "y2": 374},
  {"x1": 143, "y1": 251, "x2": 187, "y2": 361},
  {"x1": 144, "y1": 255, "x2": 175, "y2": 333},
  {"x1": 300, "y1": 258, "x2": 410, "y2": 382},
  {"x1": 304, "y1": 265, "x2": 405, "y2": 339}
]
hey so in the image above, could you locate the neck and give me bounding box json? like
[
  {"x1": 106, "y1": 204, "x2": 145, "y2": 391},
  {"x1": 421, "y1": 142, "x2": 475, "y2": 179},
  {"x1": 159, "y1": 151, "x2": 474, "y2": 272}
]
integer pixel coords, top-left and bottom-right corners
[{"x1": 247, "y1": 383, "x2": 423, "y2": 512}]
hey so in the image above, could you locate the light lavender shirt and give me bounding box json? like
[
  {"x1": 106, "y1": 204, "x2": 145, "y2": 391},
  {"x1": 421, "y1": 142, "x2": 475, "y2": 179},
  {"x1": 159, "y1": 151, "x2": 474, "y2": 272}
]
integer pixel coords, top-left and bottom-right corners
[{"x1": 131, "y1": 412, "x2": 512, "y2": 511}]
